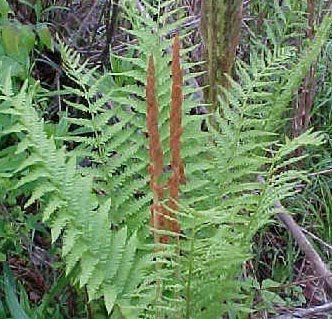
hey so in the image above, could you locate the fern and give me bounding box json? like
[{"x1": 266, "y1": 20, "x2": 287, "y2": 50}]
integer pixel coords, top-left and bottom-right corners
[
  {"x1": 1, "y1": 1, "x2": 331, "y2": 318},
  {"x1": 59, "y1": 1, "x2": 210, "y2": 232},
  {"x1": 183, "y1": 20, "x2": 328, "y2": 318},
  {"x1": 43, "y1": 0, "x2": 208, "y2": 315},
  {"x1": 0, "y1": 78, "x2": 157, "y2": 316},
  {"x1": 251, "y1": 0, "x2": 307, "y2": 49}
]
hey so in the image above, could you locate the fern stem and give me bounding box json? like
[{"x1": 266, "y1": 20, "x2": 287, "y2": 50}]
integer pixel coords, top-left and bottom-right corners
[
  {"x1": 84, "y1": 286, "x2": 93, "y2": 319},
  {"x1": 81, "y1": 79, "x2": 105, "y2": 162},
  {"x1": 185, "y1": 228, "x2": 195, "y2": 319},
  {"x1": 91, "y1": 111, "x2": 105, "y2": 161}
]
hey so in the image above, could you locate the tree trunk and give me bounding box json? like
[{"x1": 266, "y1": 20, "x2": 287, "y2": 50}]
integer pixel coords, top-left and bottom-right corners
[
  {"x1": 293, "y1": 0, "x2": 316, "y2": 137},
  {"x1": 201, "y1": 0, "x2": 244, "y2": 113}
]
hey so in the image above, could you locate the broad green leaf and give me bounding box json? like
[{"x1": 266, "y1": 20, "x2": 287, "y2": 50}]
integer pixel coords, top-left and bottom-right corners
[
  {"x1": 36, "y1": 25, "x2": 53, "y2": 50},
  {"x1": 2, "y1": 24, "x2": 20, "y2": 56},
  {"x1": 19, "y1": 25, "x2": 35, "y2": 52}
]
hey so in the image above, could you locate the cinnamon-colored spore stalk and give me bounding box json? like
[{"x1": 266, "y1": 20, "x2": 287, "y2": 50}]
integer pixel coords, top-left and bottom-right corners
[
  {"x1": 146, "y1": 55, "x2": 168, "y2": 243},
  {"x1": 146, "y1": 34, "x2": 185, "y2": 243},
  {"x1": 167, "y1": 34, "x2": 186, "y2": 233}
]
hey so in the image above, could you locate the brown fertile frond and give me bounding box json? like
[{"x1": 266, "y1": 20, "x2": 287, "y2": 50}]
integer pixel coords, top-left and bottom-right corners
[
  {"x1": 167, "y1": 34, "x2": 185, "y2": 234},
  {"x1": 170, "y1": 34, "x2": 186, "y2": 185},
  {"x1": 146, "y1": 35, "x2": 186, "y2": 241},
  {"x1": 147, "y1": 55, "x2": 164, "y2": 179},
  {"x1": 146, "y1": 55, "x2": 168, "y2": 243}
]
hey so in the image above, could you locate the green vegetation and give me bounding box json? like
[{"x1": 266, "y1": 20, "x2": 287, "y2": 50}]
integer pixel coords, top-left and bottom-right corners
[{"x1": 1, "y1": 0, "x2": 332, "y2": 318}]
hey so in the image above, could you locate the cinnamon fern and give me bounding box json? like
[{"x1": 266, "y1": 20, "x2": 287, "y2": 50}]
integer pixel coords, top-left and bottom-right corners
[{"x1": 0, "y1": 1, "x2": 331, "y2": 318}]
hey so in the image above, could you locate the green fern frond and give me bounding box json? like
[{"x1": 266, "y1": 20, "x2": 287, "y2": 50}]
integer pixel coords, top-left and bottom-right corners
[{"x1": 0, "y1": 75, "x2": 155, "y2": 316}]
